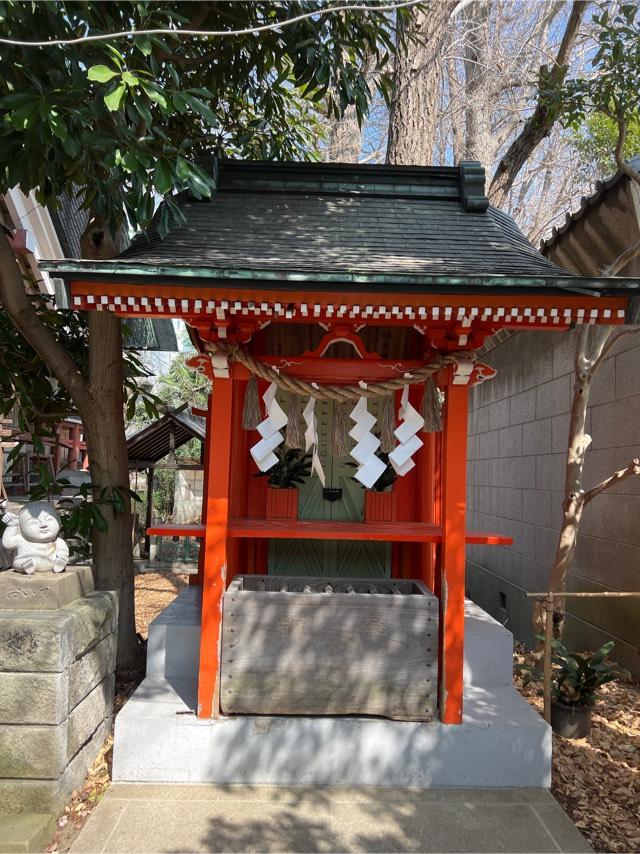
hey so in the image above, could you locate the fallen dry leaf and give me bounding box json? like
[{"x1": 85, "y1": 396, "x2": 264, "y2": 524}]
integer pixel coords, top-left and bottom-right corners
[{"x1": 514, "y1": 642, "x2": 640, "y2": 854}]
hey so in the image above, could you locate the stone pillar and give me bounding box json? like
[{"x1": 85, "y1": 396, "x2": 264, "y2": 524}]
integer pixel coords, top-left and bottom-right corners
[{"x1": 0, "y1": 567, "x2": 117, "y2": 816}]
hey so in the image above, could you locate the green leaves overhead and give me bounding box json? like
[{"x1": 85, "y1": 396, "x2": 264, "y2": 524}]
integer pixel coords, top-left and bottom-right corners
[
  {"x1": 0, "y1": 1, "x2": 406, "y2": 239},
  {"x1": 87, "y1": 65, "x2": 119, "y2": 83},
  {"x1": 545, "y1": 3, "x2": 640, "y2": 136}
]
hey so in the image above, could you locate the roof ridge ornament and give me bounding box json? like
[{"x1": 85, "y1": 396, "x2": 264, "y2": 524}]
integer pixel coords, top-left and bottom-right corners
[{"x1": 458, "y1": 161, "x2": 489, "y2": 212}]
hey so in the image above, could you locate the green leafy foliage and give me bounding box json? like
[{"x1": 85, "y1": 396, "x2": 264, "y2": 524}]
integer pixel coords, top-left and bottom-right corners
[
  {"x1": 0, "y1": 294, "x2": 160, "y2": 465},
  {"x1": 545, "y1": 4, "x2": 640, "y2": 147},
  {"x1": 256, "y1": 446, "x2": 312, "y2": 489},
  {"x1": 0, "y1": 2, "x2": 406, "y2": 238},
  {"x1": 569, "y1": 112, "x2": 640, "y2": 176},
  {"x1": 531, "y1": 636, "x2": 623, "y2": 708}
]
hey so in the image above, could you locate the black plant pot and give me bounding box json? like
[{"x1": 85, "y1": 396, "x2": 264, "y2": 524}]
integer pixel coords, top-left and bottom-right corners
[{"x1": 550, "y1": 700, "x2": 592, "y2": 739}]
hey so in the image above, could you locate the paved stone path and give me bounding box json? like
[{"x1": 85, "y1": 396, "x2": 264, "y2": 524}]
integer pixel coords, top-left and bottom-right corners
[{"x1": 71, "y1": 785, "x2": 591, "y2": 853}]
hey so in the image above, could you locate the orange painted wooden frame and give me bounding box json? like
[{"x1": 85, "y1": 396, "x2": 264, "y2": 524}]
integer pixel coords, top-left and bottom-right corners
[
  {"x1": 197, "y1": 378, "x2": 234, "y2": 718},
  {"x1": 147, "y1": 520, "x2": 512, "y2": 546},
  {"x1": 70, "y1": 279, "x2": 629, "y2": 318},
  {"x1": 439, "y1": 374, "x2": 468, "y2": 724}
]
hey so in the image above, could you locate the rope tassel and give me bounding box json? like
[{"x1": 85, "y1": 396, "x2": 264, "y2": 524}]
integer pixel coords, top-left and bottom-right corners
[
  {"x1": 332, "y1": 403, "x2": 348, "y2": 457},
  {"x1": 285, "y1": 394, "x2": 305, "y2": 450},
  {"x1": 379, "y1": 394, "x2": 396, "y2": 453},
  {"x1": 421, "y1": 377, "x2": 443, "y2": 433},
  {"x1": 242, "y1": 375, "x2": 261, "y2": 430}
]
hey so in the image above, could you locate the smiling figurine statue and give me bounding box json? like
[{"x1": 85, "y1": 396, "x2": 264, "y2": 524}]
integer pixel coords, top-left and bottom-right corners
[{"x1": 1, "y1": 501, "x2": 70, "y2": 574}]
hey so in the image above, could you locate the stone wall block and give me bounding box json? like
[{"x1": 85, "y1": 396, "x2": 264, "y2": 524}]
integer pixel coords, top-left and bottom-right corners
[
  {"x1": 535, "y1": 374, "x2": 570, "y2": 419},
  {"x1": 591, "y1": 396, "x2": 640, "y2": 449},
  {"x1": 523, "y1": 419, "x2": 551, "y2": 456},
  {"x1": 498, "y1": 425, "x2": 523, "y2": 457},
  {"x1": 509, "y1": 389, "x2": 536, "y2": 426},
  {"x1": 614, "y1": 344, "x2": 640, "y2": 399},
  {"x1": 62, "y1": 592, "x2": 119, "y2": 664},
  {"x1": 0, "y1": 590, "x2": 117, "y2": 673},
  {"x1": 0, "y1": 722, "x2": 106, "y2": 816},
  {"x1": 0, "y1": 722, "x2": 68, "y2": 780},
  {"x1": 488, "y1": 398, "x2": 511, "y2": 431},
  {"x1": 67, "y1": 632, "x2": 116, "y2": 711},
  {"x1": 0, "y1": 676, "x2": 112, "y2": 780},
  {"x1": 478, "y1": 431, "x2": 500, "y2": 459},
  {"x1": 66, "y1": 675, "x2": 114, "y2": 761},
  {"x1": 0, "y1": 585, "x2": 117, "y2": 815},
  {"x1": 0, "y1": 671, "x2": 69, "y2": 726},
  {"x1": 588, "y1": 356, "x2": 616, "y2": 406}
]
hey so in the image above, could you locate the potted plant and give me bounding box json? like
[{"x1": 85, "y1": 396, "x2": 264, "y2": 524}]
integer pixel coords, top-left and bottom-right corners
[
  {"x1": 548, "y1": 638, "x2": 620, "y2": 739},
  {"x1": 363, "y1": 449, "x2": 398, "y2": 523},
  {"x1": 256, "y1": 446, "x2": 311, "y2": 521}
]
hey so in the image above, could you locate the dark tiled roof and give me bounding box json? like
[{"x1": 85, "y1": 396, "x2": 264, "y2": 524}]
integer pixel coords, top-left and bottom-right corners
[
  {"x1": 126, "y1": 408, "x2": 205, "y2": 466},
  {"x1": 113, "y1": 160, "x2": 567, "y2": 281}
]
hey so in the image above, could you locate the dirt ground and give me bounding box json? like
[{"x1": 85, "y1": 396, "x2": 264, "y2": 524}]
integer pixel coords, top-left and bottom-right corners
[
  {"x1": 46, "y1": 577, "x2": 639, "y2": 853},
  {"x1": 514, "y1": 648, "x2": 640, "y2": 854}
]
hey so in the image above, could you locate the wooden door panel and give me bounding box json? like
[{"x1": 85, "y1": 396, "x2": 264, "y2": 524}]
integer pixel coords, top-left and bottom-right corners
[{"x1": 268, "y1": 395, "x2": 390, "y2": 578}]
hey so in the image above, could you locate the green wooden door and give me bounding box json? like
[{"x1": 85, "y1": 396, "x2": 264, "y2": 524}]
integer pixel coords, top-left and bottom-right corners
[{"x1": 268, "y1": 396, "x2": 390, "y2": 578}]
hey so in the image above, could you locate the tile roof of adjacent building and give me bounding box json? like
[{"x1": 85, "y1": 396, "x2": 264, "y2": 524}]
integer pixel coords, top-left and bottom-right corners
[{"x1": 540, "y1": 155, "x2": 640, "y2": 254}]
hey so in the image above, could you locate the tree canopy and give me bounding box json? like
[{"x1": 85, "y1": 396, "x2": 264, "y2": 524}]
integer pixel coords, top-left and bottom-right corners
[{"x1": 0, "y1": 1, "x2": 403, "y2": 237}]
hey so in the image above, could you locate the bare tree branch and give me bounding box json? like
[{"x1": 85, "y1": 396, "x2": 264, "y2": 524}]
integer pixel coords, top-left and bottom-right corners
[
  {"x1": 590, "y1": 327, "x2": 640, "y2": 376},
  {"x1": 488, "y1": 0, "x2": 587, "y2": 207},
  {"x1": 583, "y1": 458, "x2": 640, "y2": 505},
  {"x1": 0, "y1": 234, "x2": 90, "y2": 409},
  {"x1": 600, "y1": 238, "x2": 640, "y2": 277}
]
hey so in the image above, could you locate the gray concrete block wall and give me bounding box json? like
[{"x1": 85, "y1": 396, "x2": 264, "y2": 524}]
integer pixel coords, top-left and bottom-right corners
[
  {"x1": 0, "y1": 590, "x2": 117, "y2": 815},
  {"x1": 467, "y1": 329, "x2": 640, "y2": 676}
]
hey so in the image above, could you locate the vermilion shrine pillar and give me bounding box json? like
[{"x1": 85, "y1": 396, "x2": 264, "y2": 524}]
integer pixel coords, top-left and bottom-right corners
[
  {"x1": 439, "y1": 372, "x2": 468, "y2": 724},
  {"x1": 197, "y1": 376, "x2": 234, "y2": 718}
]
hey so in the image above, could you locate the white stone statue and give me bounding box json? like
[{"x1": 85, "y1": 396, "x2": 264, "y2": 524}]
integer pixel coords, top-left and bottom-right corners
[{"x1": 1, "y1": 501, "x2": 70, "y2": 574}]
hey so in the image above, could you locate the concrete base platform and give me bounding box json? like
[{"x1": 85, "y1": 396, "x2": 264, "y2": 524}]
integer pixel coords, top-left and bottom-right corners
[
  {"x1": 113, "y1": 589, "x2": 551, "y2": 788},
  {"x1": 113, "y1": 678, "x2": 550, "y2": 787},
  {"x1": 71, "y1": 784, "x2": 591, "y2": 853}
]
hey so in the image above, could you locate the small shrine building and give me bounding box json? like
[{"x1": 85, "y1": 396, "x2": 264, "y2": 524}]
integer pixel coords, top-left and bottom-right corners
[{"x1": 45, "y1": 160, "x2": 639, "y2": 738}]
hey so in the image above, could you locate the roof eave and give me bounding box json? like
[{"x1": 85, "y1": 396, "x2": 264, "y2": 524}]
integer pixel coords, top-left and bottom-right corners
[{"x1": 41, "y1": 259, "x2": 640, "y2": 296}]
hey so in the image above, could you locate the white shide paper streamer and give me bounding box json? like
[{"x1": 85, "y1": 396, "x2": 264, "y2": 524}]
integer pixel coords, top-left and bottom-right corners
[
  {"x1": 388, "y1": 385, "x2": 424, "y2": 476},
  {"x1": 303, "y1": 397, "x2": 326, "y2": 486},
  {"x1": 349, "y1": 396, "x2": 386, "y2": 489},
  {"x1": 250, "y1": 382, "x2": 288, "y2": 472}
]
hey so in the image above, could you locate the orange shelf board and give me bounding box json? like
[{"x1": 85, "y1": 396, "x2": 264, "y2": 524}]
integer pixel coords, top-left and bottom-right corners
[{"x1": 147, "y1": 521, "x2": 512, "y2": 546}]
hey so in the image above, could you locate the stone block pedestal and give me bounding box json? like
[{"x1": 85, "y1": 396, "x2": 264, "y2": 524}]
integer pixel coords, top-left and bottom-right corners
[{"x1": 0, "y1": 569, "x2": 117, "y2": 816}]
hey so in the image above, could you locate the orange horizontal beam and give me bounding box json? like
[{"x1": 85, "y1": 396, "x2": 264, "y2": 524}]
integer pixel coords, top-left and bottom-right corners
[{"x1": 147, "y1": 521, "x2": 513, "y2": 545}]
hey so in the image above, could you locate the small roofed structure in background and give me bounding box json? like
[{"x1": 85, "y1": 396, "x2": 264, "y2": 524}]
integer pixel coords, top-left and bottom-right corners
[{"x1": 126, "y1": 406, "x2": 205, "y2": 563}]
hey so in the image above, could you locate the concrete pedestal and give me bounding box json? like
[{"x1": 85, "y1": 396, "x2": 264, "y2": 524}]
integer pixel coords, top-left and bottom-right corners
[
  {"x1": 113, "y1": 589, "x2": 551, "y2": 788},
  {"x1": 0, "y1": 571, "x2": 117, "y2": 816}
]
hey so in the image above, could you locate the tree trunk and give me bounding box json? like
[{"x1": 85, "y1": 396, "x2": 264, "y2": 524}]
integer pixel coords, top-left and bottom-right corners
[
  {"x1": 0, "y1": 216, "x2": 143, "y2": 674},
  {"x1": 462, "y1": 2, "x2": 493, "y2": 170},
  {"x1": 386, "y1": 3, "x2": 458, "y2": 165},
  {"x1": 534, "y1": 326, "x2": 611, "y2": 637},
  {"x1": 325, "y1": 105, "x2": 362, "y2": 162},
  {"x1": 80, "y1": 311, "x2": 141, "y2": 673},
  {"x1": 80, "y1": 217, "x2": 143, "y2": 674}
]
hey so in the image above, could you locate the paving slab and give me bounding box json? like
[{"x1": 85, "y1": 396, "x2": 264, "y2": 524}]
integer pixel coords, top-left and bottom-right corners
[{"x1": 70, "y1": 784, "x2": 592, "y2": 853}]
